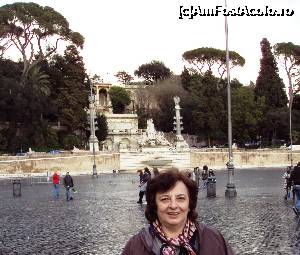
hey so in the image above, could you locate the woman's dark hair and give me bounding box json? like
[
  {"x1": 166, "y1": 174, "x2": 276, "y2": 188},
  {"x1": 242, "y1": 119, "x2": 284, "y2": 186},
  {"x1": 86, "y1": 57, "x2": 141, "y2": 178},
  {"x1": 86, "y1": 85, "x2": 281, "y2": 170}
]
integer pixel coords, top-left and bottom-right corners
[
  {"x1": 145, "y1": 168, "x2": 198, "y2": 223},
  {"x1": 203, "y1": 165, "x2": 208, "y2": 171}
]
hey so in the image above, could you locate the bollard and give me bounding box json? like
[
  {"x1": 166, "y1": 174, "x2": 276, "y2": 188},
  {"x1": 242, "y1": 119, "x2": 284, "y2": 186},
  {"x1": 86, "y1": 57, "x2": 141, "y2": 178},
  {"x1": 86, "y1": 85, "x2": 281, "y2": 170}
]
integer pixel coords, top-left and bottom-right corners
[
  {"x1": 206, "y1": 177, "x2": 216, "y2": 198},
  {"x1": 13, "y1": 179, "x2": 21, "y2": 197}
]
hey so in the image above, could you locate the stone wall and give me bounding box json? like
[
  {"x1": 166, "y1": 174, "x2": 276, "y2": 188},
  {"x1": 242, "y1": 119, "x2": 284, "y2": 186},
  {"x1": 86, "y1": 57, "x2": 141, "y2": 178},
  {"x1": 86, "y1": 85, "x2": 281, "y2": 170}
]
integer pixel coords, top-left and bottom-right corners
[
  {"x1": 0, "y1": 153, "x2": 120, "y2": 175},
  {"x1": 191, "y1": 149, "x2": 300, "y2": 169},
  {"x1": 0, "y1": 150, "x2": 299, "y2": 175}
]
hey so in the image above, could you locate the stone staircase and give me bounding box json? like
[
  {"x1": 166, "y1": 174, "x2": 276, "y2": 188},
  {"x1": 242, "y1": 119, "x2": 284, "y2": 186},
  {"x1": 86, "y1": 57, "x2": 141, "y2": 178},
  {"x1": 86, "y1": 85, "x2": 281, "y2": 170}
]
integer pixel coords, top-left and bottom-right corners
[{"x1": 119, "y1": 150, "x2": 191, "y2": 171}]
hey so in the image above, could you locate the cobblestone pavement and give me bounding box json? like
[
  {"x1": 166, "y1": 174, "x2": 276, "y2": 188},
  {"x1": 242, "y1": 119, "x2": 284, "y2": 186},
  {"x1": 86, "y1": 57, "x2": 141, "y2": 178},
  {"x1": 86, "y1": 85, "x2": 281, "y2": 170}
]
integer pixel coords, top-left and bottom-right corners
[{"x1": 0, "y1": 168, "x2": 300, "y2": 255}]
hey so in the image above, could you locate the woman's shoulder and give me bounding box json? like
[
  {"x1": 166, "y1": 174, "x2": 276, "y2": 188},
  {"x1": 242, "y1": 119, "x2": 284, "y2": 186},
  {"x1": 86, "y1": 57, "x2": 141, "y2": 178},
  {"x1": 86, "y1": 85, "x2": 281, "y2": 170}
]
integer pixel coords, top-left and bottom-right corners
[
  {"x1": 121, "y1": 227, "x2": 153, "y2": 255},
  {"x1": 196, "y1": 222, "x2": 222, "y2": 235},
  {"x1": 195, "y1": 222, "x2": 235, "y2": 255}
]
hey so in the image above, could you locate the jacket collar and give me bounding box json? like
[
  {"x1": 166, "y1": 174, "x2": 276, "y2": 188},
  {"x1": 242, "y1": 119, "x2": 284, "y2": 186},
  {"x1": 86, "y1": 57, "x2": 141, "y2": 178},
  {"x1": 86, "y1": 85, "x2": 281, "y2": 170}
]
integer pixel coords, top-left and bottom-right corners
[{"x1": 140, "y1": 222, "x2": 202, "y2": 255}]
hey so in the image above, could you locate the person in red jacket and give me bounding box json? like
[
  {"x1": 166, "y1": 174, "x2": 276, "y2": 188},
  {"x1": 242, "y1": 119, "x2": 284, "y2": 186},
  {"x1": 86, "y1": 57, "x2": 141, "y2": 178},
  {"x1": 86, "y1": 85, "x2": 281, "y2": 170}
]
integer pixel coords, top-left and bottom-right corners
[
  {"x1": 52, "y1": 171, "x2": 60, "y2": 199},
  {"x1": 122, "y1": 169, "x2": 234, "y2": 255}
]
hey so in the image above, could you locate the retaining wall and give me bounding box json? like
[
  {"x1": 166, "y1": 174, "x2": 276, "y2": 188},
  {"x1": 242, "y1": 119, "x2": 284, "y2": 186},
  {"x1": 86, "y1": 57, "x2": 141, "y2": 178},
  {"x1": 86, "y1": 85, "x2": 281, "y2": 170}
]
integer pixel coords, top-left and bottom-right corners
[
  {"x1": 191, "y1": 149, "x2": 300, "y2": 169},
  {"x1": 0, "y1": 152, "x2": 120, "y2": 175},
  {"x1": 0, "y1": 150, "x2": 299, "y2": 175}
]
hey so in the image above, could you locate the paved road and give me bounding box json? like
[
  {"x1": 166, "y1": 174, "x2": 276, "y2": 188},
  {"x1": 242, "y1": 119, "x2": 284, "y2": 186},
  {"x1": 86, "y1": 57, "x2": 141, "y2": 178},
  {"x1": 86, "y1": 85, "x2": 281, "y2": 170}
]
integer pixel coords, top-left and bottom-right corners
[{"x1": 0, "y1": 168, "x2": 299, "y2": 255}]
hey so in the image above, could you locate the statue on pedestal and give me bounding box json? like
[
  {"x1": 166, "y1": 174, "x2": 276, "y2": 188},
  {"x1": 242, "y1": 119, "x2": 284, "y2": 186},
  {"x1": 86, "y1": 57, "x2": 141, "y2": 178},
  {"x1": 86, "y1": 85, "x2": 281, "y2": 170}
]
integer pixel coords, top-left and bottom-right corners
[{"x1": 146, "y1": 119, "x2": 156, "y2": 140}]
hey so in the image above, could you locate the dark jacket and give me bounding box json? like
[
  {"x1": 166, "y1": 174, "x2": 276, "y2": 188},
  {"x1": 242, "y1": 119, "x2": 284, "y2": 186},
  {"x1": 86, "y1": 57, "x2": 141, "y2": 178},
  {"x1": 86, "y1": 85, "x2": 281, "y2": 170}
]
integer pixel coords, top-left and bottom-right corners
[
  {"x1": 121, "y1": 222, "x2": 234, "y2": 255},
  {"x1": 63, "y1": 175, "x2": 74, "y2": 188},
  {"x1": 290, "y1": 166, "x2": 300, "y2": 185}
]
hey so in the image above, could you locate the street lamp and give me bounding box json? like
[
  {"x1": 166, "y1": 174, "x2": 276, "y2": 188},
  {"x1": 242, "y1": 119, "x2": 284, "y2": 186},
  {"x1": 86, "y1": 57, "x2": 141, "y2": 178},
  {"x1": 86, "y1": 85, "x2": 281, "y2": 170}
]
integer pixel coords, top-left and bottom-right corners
[
  {"x1": 224, "y1": 0, "x2": 237, "y2": 198},
  {"x1": 88, "y1": 77, "x2": 99, "y2": 177},
  {"x1": 289, "y1": 90, "x2": 293, "y2": 167}
]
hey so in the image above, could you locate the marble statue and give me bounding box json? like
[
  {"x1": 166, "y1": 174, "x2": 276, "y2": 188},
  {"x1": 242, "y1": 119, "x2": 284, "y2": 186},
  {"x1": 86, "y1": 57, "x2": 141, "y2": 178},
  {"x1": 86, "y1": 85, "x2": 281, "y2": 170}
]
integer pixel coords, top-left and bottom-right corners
[{"x1": 146, "y1": 119, "x2": 156, "y2": 140}]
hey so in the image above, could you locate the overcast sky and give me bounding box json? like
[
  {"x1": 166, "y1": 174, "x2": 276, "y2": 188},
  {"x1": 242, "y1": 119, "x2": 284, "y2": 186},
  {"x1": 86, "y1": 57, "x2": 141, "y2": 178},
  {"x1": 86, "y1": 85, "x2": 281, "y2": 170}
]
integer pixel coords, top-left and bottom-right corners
[{"x1": 2, "y1": 0, "x2": 300, "y2": 86}]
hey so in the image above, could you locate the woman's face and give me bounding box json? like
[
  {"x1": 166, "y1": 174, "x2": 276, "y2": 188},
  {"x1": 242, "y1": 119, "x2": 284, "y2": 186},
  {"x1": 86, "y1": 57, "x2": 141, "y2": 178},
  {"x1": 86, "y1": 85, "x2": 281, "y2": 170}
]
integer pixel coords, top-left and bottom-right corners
[{"x1": 155, "y1": 181, "x2": 190, "y2": 230}]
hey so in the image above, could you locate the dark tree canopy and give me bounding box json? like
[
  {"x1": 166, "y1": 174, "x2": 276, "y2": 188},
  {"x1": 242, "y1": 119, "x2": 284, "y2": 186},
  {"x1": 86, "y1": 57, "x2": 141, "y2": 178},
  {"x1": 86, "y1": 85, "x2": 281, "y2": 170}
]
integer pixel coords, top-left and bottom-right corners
[
  {"x1": 179, "y1": 68, "x2": 267, "y2": 146},
  {"x1": 95, "y1": 114, "x2": 108, "y2": 142},
  {"x1": 108, "y1": 86, "x2": 131, "y2": 113},
  {"x1": 48, "y1": 45, "x2": 89, "y2": 132},
  {"x1": 0, "y1": 2, "x2": 84, "y2": 84},
  {"x1": 255, "y1": 38, "x2": 288, "y2": 109},
  {"x1": 134, "y1": 60, "x2": 171, "y2": 84},
  {"x1": 182, "y1": 47, "x2": 245, "y2": 79},
  {"x1": 150, "y1": 76, "x2": 188, "y2": 132}
]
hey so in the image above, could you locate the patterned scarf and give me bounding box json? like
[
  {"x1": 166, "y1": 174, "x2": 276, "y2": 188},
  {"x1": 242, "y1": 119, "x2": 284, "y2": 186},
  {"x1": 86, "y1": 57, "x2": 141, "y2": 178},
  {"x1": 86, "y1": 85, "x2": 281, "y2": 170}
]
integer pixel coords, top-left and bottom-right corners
[{"x1": 151, "y1": 219, "x2": 197, "y2": 255}]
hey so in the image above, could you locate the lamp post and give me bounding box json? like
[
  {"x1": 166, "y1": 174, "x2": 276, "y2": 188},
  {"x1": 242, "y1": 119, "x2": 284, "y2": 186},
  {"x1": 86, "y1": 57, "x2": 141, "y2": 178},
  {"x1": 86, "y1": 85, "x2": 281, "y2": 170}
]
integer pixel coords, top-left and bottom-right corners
[
  {"x1": 289, "y1": 90, "x2": 293, "y2": 167},
  {"x1": 224, "y1": 0, "x2": 237, "y2": 198},
  {"x1": 88, "y1": 77, "x2": 99, "y2": 177}
]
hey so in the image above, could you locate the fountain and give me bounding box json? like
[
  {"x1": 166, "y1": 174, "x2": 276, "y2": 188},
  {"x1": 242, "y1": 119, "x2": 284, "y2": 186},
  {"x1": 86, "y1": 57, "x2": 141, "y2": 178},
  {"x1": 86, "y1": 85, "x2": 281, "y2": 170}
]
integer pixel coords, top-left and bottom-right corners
[{"x1": 119, "y1": 97, "x2": 190, "y2": 171}]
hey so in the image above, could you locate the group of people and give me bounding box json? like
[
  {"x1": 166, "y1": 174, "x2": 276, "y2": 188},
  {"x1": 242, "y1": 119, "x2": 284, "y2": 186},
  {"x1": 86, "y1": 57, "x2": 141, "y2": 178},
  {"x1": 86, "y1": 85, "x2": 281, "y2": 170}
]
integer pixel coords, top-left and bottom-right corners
[
  {"x1": 125, "y1": 168, "x2": 233, "y2": 254},
  {"x1": 137, "y1": 167, "x2": 158, "y2": 204},
  {"x1": 282, "y1": 162, "x2": 300, "y2": 216},
  {"x1": 191, "y1": 165, "x2": 215, "y2": 188},
  {"x1": 137, "y1": 165, "x2": 215, "y2": 204},
  {"x1": 52, "y1": 171, "x2": 75, "y2": 201}
]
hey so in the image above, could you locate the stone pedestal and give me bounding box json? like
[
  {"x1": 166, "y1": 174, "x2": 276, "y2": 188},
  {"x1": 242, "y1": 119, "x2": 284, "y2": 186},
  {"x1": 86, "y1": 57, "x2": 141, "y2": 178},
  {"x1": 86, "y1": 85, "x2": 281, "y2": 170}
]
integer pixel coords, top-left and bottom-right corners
[{"x1": 89, "y1": 136, "x2": 99, "y2": 152}]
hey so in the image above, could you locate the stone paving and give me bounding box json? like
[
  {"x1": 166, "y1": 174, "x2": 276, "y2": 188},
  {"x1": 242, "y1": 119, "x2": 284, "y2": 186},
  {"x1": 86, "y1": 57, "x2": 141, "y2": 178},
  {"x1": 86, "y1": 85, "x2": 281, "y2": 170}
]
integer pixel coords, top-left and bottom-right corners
[{"x1": 0, "y1": 168, "x2": 300, "y2": 255}]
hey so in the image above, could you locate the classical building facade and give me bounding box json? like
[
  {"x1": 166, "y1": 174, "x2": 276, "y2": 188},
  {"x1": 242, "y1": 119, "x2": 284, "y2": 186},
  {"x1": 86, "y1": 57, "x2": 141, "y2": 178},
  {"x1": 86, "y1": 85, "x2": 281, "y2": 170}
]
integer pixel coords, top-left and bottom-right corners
[{"x1": 93, "y1": 83, "x2": 141, "y2": 151}]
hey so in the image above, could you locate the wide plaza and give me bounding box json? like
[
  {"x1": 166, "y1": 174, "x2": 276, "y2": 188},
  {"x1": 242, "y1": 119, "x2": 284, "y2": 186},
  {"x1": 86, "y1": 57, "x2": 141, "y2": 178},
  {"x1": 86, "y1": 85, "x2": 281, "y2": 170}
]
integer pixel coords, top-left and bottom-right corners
[{"x1": 0, "y1": 167, "x2": 299, "y2": 255}]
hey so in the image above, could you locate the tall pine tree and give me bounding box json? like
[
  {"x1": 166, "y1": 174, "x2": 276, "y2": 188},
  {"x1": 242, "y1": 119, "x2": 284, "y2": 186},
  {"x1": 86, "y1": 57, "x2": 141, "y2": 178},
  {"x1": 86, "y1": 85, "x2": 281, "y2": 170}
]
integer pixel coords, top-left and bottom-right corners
[
  {"x1": 49, "y1": 45, "x2": 89, "y2": 133},
  {"x1": 255, "y1": 38, "x2": 289, "y2": 142},
  {"x1": 255, "y1": 38, "x2": 288, "y2": 108}
]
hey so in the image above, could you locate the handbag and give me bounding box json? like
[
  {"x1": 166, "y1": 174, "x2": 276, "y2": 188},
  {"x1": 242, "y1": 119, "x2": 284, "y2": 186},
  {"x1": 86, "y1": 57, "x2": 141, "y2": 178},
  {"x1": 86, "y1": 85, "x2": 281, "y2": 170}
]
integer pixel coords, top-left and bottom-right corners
[{"x1": 71, "y1": 187, "x2": 78, "y2": 193}]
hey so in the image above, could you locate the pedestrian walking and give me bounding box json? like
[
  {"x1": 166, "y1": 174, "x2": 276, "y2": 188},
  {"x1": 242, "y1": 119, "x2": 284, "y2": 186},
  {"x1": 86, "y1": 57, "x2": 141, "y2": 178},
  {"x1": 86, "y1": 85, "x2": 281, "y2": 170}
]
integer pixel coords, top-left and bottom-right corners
[
  {"x1": 194, "y1": 167, "x2": 201, "y2": 188},
  {"x1": 52, "y1": 171, "x2": 60, "y2": 199},
  {"x1": 290, "y1": 162, "x2": 300, "y2": 216},
  {"x1": 137, "y1": 168, "x2": 151, "y2": 204},
  {"x1": 282, "y1": 166, "x2": 292, "y2": 200},
  {"x1": 63, "y1": 172, "x2": 74, "y2": 201},
  {"x1": 122, "y1": 169, "x2": 234, "y2": 255},
  {"x1": 144, "y1": 167, "x2": 151, "y2": 179},
  {"x1": 201, "y1": 165, "x2": 209, "y2": 188}
]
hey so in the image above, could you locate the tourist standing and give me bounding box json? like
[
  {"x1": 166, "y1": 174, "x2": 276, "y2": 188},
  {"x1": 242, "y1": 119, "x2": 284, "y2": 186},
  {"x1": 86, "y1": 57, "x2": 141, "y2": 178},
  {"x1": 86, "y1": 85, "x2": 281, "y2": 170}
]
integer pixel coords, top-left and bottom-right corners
[
  {"x1": 144, "y1": 167, "x2": 151, "y2": 179},
  {"x1": 201, "y1": 165, "x2": 209, "y2": 188},
  {"x1": 137, "y1": 168, "x2": 151, "y2": 204},
  {"x1": 52, "y1": 171, "x2": 60, "y2": 199},
  {"x1": 122, "y1": 169, "x2": 234, "y2": 254},
  {"x1": 63, "y1": 172, "x2": 74, "y2": 201},
  {"x1": 290, "y1": 162, "x2": 300, "y2": 215},
  {"x1": 137, "y1": 169, "x2": 143, "y2": 182},
  {"x1": 282, "y1": 166, "x2": 292, "y2": 200},
  {"x1": 208, "y1": 169, "x2": 215, "y2": 177},
  {"x1": 153, "y1": 167, "x2": 159, "y2": 177},
  {"x1": 194, "y1": 167, "x2": 201, "y2": 187}
]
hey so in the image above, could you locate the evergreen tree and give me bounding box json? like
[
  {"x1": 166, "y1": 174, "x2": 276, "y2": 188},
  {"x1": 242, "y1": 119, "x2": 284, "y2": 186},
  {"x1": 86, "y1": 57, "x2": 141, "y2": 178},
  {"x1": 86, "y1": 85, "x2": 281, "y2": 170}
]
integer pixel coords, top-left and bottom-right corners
[
  {"x1": 48, "y1": 45, "x2": 89, "y2": 133},
  {"x1": 108, "y1": 86, "x2": 131, "y2": 113},
  {"x1": 255, "y1": 38, "x2": 288, "y2": 108},
  {"x1": 95, "y1": 114, "x2": 108, "y2": 142}
]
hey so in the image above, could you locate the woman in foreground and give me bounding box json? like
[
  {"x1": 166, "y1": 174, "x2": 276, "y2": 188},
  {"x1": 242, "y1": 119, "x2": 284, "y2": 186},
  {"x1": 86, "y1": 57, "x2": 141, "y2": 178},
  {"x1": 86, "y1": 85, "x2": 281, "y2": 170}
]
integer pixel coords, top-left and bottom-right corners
[{"x1": 122, "y1": 169, "x2": 234, "y2": 255}]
